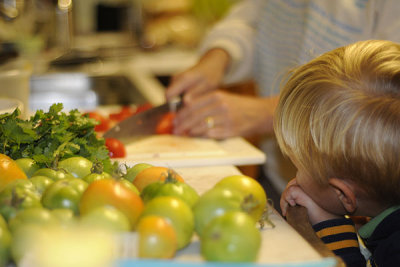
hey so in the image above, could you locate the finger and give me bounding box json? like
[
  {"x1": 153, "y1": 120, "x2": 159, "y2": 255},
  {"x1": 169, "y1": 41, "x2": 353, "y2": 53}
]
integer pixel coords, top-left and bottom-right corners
[
  {"x1": 281, "y1": 201, "x2": 289, "y2": 217},
  {"x1": 174, "y1": 93, "x2": 219, "y2": 135},
  {"x1": 166, "y1": 73, "x2": 201, "y2": 100},
  {"x1": 280, "y1": 185, "x2": 302, "y2": 213},
  {"x1": 183, "y1": 81, "x2": 216, "y2": 103},
  {"x1": 190, "y1": 115, "x2": 229, "y2": 138},
  {"x1": 186, "y1": 103, "x2": 223, "y2": 137},
  {"x1": 280, "y1": 190, "x2": 292, "y2": 216},
  {"x1": 207, "y1": 127, "x2": 235, "y2": 139}
]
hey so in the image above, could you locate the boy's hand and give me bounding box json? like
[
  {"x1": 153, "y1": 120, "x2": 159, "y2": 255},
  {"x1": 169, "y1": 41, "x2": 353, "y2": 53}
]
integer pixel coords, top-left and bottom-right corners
[{"x1": 280, "y1": 179, "x2": 341, "y2": 225}]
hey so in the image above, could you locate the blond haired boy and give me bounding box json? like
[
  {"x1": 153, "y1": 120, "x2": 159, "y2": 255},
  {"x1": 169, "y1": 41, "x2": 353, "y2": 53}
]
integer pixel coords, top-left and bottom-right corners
[{"x1": 276, "y1": 40, "x2": 400, "y2": 267}]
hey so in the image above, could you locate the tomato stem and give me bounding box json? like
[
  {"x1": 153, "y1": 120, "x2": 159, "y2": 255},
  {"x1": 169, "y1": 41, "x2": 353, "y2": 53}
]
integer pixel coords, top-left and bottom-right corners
[
  {"x1": 164, "y1": 169, "x2": 179, "y2": 183},
  {"x1": 91, "y1": 161, "x2": 104, "y2": 174},
  {"x1": 258, "y1": 205, "x2": 275, "y2": 229},
  {"x1": 240, "y1": 194, "x2": 259, "y2": 214}
]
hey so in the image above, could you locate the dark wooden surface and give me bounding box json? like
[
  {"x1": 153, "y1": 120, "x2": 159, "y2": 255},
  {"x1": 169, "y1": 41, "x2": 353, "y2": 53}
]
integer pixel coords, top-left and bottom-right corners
[{"x1": 286, "y1": 206, "x2": 346, "y2": 267}]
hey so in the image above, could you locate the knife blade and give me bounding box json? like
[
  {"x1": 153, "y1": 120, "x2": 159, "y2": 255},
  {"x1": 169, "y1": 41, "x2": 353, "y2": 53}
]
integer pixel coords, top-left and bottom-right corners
[{"x1": 103, "y1": 97, "x2": 181, "y2": 139}]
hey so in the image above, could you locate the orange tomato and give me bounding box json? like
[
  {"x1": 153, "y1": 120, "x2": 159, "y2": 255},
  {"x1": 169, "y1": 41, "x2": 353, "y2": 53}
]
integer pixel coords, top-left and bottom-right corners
[
  {"x1": 137, "y1": 215, "x2": 178, "y2": 259},
  {"x1": 79, "y1": 179, "x2": 144, "y2": 229},
  {"x1": 0, "y1": 154, "x2": 27, "y2": 191},
  {"x1": 133, "y1": 166, "x2": 184, "y2": 192},
  {"x1": 141, "y1": 196, "x2": 194, "y2": 249}
]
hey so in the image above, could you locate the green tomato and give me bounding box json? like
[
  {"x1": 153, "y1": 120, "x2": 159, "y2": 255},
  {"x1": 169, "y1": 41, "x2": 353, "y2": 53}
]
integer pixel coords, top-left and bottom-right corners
[
  {"x1": 193, "y1": 187, "x2": 246, "y2": 237},
  {"x1": 141, "y1": 196, "x2": 194, "y2": 250},
  {"x1": 82, "y1": 171, "x2": 111, "y2": 184},
  {"x1": 15, "y1": 158, "x2": 40, "y2": 178},
  {"x1": 80, "y1": 206, "x2": 130, "y2": 233},
  {"x1": 41, "y1": 178, "x2": 88, "y2": 215},
  {"x1": 9, "y1": 208, "x2": 58, "y2": 264},
  {"x1": 0, "y1": 179, "x2": 42, "y2": 221},
  {"x1": 201, "y1": 211, "x2": 261, "y2": 262},
  {"x1": 30, "y1": 175, "x2": 54, "y2": 195},
  {"x1": 0, "y1": 179, "x2": 36, "y2": 194},
  {"x1": 8, "y1": 207, "x2": 58, "y2": 233},
  {"x1": 141, "y1": 180, "x2": 199, "y2": 208},
  {"x1": 51, "y1": 208, "x2": 76, "y2": 227},
  {"x1": 214, "y1": 175, "x2": 267, "y2": 221},
  {"x1": 58, "y1": 156, "x2": 93, "y2": 179},
  {"x1": 0, "y1": 215, "x2": 7, "y2": 229},
  {"x1": 32, "y1": 168, "x2": 75, "y2": 181},
  {"x1": 124, "y1": 163, "x2": 153, "y2": 182},
  {"x1": 0, "y1": 215, "x2": 11, "y2": 267}
]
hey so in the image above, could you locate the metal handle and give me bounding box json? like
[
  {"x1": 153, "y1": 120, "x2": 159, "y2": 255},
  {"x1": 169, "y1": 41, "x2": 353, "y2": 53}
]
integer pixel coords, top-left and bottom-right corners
[{"x1": 168, "y1": 95, "x2": 182, "y2": 113}]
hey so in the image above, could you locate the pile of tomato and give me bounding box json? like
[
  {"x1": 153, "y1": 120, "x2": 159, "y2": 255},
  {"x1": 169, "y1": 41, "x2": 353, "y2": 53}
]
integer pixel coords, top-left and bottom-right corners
[
  {"x1": 86, "y1": 104, "x2": 178, "y2": 160},
  {"x1": 87, "y1": 103, "x2": 176, "y2": 137},
  {"x1": 0, "y1": 152, "x2": 269, "y2": 266}
]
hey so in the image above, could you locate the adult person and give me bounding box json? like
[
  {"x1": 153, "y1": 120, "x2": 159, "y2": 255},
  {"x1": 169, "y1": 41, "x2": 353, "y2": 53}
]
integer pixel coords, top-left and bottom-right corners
[{"x1": 165, "y1": 0, "x2": 400, "y2": 198}]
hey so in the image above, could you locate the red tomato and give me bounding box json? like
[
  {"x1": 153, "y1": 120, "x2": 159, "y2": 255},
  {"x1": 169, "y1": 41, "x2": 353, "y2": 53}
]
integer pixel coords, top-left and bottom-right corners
[
  {"x1": 105, "y1": 138, "x2": 126, "y2": 158},
  {"x1": 109, "y1": 106, "x2": 135, "y2": 122},
  {"x1": 156, "y1": 112, "x2": 176, "y2": 135},
  {"x1": 109, "y1": 103, "x2": 153, "y2": 122},
  {"x1": 135, "y1": 103, "x2": 152, "y2": 113},
  {"x1": 86, "y1": 112, "x2": 110, "y2": 132}
]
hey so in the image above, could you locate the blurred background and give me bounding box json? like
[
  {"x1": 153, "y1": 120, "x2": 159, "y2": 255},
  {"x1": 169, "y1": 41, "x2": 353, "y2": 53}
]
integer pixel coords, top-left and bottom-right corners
[
  {"x1": 0, "y1": 0, "x2": 240, "y2": 114},
  {"x1": 0, "y1": 0, "x2": 238, "y2": 58}
]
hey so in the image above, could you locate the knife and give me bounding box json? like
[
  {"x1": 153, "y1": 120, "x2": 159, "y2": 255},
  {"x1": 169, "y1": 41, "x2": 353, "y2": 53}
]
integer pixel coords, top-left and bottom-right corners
[{"x1": 102, "y1": 97, "x2": 181, "y2": 139}]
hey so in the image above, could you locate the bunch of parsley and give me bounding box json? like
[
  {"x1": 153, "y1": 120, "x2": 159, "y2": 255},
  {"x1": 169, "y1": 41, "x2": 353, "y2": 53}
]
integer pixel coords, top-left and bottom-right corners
[{"x1": 0, "y1": 103, "x2": 115, "y2": 173}]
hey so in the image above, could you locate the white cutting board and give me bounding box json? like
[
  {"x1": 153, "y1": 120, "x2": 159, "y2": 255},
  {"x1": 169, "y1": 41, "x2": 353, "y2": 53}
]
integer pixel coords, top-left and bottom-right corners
[
  {"x1": 115, "y1": 135, "x2": 266, "y2": 168},
  {"x1": 124, "y1": 135, "x2": 226, "y2": 158}
]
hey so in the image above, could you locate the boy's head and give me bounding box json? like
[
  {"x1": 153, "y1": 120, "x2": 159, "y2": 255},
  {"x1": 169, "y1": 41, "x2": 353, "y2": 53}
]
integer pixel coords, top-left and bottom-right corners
[{"x1": 274, "y1": 40, "x2": 400, "y2": 207}]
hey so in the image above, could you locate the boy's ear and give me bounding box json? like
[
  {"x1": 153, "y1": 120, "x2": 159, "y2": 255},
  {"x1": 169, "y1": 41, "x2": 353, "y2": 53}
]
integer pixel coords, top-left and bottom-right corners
[{"x1": 328, "y1": 178, "x2": 358, "y2": 214}]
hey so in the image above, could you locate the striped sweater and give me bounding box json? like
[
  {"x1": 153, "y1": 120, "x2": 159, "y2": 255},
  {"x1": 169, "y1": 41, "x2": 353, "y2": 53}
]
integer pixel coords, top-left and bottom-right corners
[
  {"x1": 313, "y1": 218, "x2": 365, "y2": 266},
  {"x1": 313, "y1": 207, "x2": 400, "y2": 267}
]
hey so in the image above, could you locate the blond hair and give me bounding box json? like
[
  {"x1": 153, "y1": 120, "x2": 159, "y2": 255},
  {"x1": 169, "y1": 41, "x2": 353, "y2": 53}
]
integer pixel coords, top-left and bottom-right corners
[{"x1": 274, "y1": 40, "x2": 400, "y2": 205}]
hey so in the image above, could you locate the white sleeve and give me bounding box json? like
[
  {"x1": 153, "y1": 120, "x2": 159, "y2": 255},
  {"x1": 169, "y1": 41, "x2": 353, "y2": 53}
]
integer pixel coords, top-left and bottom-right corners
[
  {"x1": 372, "y1": 0, "x2": 400, "y2": 42},
  {"x1": 198, "y1": 0, "x2": 263, "y2": 84}
]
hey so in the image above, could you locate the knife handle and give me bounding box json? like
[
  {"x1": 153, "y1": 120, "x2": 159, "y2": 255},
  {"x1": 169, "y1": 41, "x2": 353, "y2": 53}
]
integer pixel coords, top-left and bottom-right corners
[{"x1": 168, "y1": 96, "x2": 182, "y2": 113}]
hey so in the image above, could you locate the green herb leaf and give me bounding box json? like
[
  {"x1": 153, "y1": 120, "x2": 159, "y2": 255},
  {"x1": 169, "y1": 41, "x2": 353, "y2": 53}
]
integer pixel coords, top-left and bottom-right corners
[{"x1": 0, "y1": 103, "x2": 115, "y2": 172}]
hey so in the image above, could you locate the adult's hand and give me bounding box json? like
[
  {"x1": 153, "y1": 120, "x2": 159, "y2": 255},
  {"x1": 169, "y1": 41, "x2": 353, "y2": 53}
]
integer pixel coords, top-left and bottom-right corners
[
  {"x1": 166, "y1": 48, "x2": 231, "y2": 102},
  {"x1": 173, "y1": 90, "x2": 278, "y2": 139}
]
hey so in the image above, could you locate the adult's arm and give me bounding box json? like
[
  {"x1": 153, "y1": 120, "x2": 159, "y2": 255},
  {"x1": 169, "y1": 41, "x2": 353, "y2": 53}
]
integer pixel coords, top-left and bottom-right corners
[{"x1": 198, "y1": 0, "x2": 262, "y2": 84}]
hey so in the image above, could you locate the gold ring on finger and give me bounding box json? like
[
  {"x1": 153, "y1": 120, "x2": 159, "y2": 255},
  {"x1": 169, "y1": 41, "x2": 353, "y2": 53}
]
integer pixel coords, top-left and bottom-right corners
[{"x1": 205, "y1": 116, "x2": 215, "y2": 129}]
